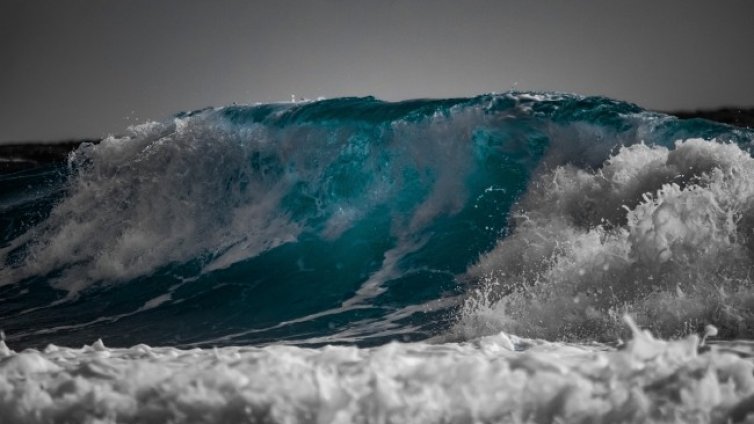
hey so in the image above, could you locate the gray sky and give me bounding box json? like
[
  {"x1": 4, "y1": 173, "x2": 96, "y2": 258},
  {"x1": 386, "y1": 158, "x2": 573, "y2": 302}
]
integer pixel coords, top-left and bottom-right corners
[{"x1": 1, "y1": 0, "x2": 753, "y2": 143}]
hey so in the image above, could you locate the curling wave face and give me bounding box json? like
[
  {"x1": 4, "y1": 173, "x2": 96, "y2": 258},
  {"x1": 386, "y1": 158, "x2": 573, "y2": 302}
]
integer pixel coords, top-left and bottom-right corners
[{"x1": 1, "y1": 92, "x2": 753, "y2": 349}]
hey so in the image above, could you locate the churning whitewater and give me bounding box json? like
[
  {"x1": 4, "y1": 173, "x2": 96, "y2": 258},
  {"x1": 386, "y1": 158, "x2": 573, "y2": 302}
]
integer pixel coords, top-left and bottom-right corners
[{"x1": 2, "y1": 92, "x2": 754, "y2": 422}]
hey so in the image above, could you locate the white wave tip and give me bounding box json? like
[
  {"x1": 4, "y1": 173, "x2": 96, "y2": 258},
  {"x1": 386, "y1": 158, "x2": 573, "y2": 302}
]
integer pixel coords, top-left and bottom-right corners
[
  {"x1": 92, "y1": 339, "x2": 107, "y2": 352},
  {"x1": 0, "y1": 340, "x2": 10, "y2": 357}
]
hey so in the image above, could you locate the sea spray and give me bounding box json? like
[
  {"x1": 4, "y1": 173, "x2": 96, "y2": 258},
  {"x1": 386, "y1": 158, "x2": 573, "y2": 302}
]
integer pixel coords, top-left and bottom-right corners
[{"x1": 459, "y1": 139, "x2": 754, "y2": 341}]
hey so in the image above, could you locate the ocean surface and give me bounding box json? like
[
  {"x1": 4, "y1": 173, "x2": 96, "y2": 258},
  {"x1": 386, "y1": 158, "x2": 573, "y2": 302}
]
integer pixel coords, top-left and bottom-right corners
[{"x1": 2, "y1": 92, "x2": 754, "y2": 422}]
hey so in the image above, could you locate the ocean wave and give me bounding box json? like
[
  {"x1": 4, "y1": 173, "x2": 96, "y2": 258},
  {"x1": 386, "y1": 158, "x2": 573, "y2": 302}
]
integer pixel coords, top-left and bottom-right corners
[{"x1": 0, "y1": 92, "x2": 752, "y2": 349}]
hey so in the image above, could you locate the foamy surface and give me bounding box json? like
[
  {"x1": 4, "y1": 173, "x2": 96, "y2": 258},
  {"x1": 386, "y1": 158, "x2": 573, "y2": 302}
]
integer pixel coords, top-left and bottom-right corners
[
  {"x1": 460, "y1": 139, "x2": 754, "y2": 342},
  {"x1": 1, "y1": 322, "x2": 753, "y2": 424}
]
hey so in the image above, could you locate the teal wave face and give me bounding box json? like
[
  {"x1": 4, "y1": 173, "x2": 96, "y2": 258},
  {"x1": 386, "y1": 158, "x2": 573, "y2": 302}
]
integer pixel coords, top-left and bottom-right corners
[{"x1": 1, "y1": 92, "x2": 752, "y2": 348}]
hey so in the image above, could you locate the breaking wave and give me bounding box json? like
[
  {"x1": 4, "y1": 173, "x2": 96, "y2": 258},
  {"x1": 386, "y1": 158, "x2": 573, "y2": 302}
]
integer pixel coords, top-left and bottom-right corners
[
  {"x1": 1, "y1": 92, "x2": 753, "y2": 349},
  {"x1": 457, "y1": 139, "x2": 754, "y2": 342}
]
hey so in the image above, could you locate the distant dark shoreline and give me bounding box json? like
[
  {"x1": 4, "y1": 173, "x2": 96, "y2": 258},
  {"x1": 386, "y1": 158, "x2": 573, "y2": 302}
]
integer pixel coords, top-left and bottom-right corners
[
  {"x1": 667, "y1": 107, "x2": 754, "y2": 129},
  {"x1": 0, "y1": 139, "x2": 99, "y2": 173},
  {"x1": 1, "y1": 107, "x2": 753, "y2": 173}
]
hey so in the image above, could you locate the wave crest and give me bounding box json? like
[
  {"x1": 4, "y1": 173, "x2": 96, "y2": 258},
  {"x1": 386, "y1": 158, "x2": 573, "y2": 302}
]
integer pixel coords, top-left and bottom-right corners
[{"x1": 459, "y1": 138, "x2": 754, "y2": 341}]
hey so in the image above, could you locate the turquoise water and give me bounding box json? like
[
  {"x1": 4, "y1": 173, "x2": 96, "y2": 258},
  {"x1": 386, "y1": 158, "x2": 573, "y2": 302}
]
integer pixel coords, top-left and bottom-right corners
[{"x1": 1, "y1": 92, "x2": 752, "y2": 350}]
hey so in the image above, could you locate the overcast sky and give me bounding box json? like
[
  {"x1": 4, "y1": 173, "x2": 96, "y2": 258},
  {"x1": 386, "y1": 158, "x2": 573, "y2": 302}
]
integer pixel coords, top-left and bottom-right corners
[{"x1": 1, "y1": 0, "x2": 753, "y2": 142}]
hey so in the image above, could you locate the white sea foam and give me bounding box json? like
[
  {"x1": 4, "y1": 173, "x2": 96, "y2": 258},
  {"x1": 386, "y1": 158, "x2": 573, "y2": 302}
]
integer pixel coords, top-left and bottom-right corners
[
  {"x1": 458, "y1": 138, "x2": 754, "y2": 341},
  {"x1": 0, "y1": 117, "x2": 302, "y2": 295},
  {"x1": 1, "y1": 321, "x2": 753, "y2": 423}
]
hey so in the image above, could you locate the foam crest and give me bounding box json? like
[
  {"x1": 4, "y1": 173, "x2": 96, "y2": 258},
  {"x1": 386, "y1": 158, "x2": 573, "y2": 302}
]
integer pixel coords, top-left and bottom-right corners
[
  {"x1": 458, "y1": 138, "x2": 754, "y2": 341},
  {"x1": 0, "y1": 116, "x2": 302, "y2": 294}
]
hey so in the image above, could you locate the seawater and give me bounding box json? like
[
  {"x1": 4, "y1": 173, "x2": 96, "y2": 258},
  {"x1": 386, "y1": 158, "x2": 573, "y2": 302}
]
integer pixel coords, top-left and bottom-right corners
[{"x1": 1, "y1": 92, "x2": 754, "y2": 422}]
